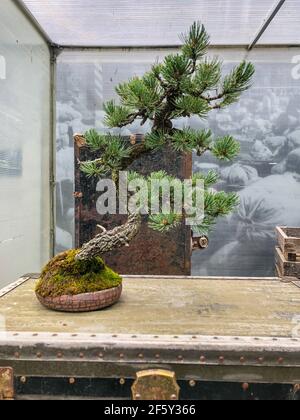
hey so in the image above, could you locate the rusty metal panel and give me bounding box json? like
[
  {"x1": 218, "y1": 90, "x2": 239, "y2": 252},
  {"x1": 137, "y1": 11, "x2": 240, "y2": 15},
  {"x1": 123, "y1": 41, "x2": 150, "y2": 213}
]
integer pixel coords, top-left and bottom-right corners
[
  {"x1": 0, "y1": 367, "x2": 14, "y2": 400},
  {"x1": 74, "y1": 137, "x2": 192, "y2": 275}
]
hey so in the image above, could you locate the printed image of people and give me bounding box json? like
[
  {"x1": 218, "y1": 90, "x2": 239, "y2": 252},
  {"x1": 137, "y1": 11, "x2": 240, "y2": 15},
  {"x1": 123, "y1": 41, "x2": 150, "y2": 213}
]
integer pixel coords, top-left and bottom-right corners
[{"x1": 55, "y1": 56, "x2": 300, "y2": 276}]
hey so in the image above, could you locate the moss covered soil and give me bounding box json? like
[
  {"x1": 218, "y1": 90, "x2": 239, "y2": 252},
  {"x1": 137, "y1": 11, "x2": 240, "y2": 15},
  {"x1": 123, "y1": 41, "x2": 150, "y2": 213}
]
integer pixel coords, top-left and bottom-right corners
[{"x1": 36, "y1": 249, "x2": 122, "y2": 298}]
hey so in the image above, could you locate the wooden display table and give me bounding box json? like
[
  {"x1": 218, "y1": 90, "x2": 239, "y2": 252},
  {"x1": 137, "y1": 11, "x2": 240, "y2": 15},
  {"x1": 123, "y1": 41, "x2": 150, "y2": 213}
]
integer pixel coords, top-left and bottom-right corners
[{"x1": 0, "y1": 275, "x2": 300, "y2": 400}]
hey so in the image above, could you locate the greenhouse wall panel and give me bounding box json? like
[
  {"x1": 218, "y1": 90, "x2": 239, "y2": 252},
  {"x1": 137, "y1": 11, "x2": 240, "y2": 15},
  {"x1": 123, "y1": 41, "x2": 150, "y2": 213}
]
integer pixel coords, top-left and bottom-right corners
[
  {"x1": 0, "y1": 0, "x2": 51, "y2": 287},
  {"x1": 23, "y1": 0, "x2": 298, "y2": 46}
]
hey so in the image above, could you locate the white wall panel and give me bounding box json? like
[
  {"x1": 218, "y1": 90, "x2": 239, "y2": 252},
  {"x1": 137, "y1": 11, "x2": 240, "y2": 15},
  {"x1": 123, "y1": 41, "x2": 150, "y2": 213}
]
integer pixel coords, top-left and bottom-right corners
[{"x1": 0, "y1": 0, "x2": 51, "y2": 287}]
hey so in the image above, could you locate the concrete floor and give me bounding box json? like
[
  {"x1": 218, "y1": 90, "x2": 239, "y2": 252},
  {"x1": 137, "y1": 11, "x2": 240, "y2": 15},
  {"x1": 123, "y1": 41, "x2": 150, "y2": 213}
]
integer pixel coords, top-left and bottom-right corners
[{"x1": 0, "y1": 277, "x2": 300, "y2": 337}]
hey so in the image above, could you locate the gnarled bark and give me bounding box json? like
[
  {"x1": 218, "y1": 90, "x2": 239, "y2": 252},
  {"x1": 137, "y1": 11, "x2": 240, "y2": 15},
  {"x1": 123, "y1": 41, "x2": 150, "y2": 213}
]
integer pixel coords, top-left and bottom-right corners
[{"x1": 76, "y1": 213, "x2": 142, "y2": 260}]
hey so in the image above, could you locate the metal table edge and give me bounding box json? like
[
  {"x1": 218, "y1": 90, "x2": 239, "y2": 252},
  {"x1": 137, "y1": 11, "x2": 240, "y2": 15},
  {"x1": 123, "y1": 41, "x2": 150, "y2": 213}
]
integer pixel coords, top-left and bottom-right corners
[{"x1": 0, "y1": 276, "x2": 33, "y2": 298}]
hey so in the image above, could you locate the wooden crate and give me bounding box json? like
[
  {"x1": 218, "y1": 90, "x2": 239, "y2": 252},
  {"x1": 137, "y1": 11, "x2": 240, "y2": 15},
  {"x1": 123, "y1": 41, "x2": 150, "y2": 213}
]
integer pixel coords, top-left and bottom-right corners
[
  {"x1": 276, "y1": 246, "x2": 300, "y2": 279},
  {"x1": 277, "y1": 227, "x2": 300, "y2": 262}
]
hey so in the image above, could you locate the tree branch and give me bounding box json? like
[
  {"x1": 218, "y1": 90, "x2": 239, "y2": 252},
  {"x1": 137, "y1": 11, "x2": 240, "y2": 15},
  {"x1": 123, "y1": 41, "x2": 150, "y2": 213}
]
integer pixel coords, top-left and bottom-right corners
[
  {"x1": 76, "y1": 213, "x2": 142, "y2": 260},
  {"x1": 117, "y1": 110, "x2": 145, "y2": 128},
  {"x1": 200, "y1": 92, "x2": 225, "y2": 102}
]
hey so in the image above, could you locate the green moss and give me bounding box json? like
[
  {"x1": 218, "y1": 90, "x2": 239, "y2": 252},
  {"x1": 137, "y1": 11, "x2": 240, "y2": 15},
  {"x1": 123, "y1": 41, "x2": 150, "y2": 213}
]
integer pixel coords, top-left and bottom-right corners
[{"x1": 36, "y1": 250, "x2": 122, "y2": 298}]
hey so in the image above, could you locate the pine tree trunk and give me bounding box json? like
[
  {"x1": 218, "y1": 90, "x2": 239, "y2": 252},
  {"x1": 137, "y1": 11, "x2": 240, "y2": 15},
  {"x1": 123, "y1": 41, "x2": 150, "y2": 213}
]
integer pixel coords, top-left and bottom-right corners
[{"x1": 75, "y1": 213, "x2": 142, "y2": 261}]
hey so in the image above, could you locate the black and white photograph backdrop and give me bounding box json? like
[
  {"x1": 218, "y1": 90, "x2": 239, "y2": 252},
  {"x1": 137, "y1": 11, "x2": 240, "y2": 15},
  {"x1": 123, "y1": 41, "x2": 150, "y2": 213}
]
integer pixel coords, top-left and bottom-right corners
[{"x1": 55, "y1": 49, "x2": 300, "y2": 277}]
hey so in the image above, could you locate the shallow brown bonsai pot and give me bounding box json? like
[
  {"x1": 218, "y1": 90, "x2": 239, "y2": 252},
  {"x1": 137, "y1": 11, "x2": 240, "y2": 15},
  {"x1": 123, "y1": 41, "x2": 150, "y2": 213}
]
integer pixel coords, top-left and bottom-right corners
[
  {"x1": 35, "y1": 249, "x2": 123, "y2": 313},
  {"x1": 36, "y1": 283, "x2": 122, "y2": 313}
]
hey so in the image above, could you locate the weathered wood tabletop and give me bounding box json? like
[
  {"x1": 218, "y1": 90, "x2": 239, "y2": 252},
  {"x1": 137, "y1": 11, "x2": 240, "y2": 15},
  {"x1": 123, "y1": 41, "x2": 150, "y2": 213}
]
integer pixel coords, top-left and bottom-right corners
[
  {"x1": 0, "y1": 275, "x2": 300, "y2": 337},
  {"x1": 1, "y1": 275, "x2": 300, "y2": 385}
]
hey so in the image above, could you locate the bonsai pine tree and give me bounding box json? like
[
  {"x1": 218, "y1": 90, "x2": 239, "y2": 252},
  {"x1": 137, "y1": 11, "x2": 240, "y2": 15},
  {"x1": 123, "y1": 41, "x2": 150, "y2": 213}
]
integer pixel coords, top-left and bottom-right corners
[
  {"x1": 36, "y1": 22, "x2": 254, "y2": 306},
  {"x1": 76, "y1": 21, "x2": 255, "y2": 260}
]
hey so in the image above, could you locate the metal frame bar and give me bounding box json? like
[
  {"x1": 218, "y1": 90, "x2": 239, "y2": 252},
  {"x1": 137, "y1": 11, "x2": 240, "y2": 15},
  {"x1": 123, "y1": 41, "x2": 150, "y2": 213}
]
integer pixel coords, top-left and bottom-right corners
[
  {"x1": 0, "y1": 276, "x2": 31, "y2": 298},
  {"x1": 49, "y1": 49, "x2": 61, "y2": 258},
  {"x1": 54, "y1": 43, "x2": 300, "y2": 52},
  {"x1": 49, "y1": 52, "x2": 55, "y2": 258},
  {"x1": 49, "y1": 44, "x2": 270, "y2": 51},
  {"x1": 248, "y1": 0, "x2": 286, "y2": 50}
]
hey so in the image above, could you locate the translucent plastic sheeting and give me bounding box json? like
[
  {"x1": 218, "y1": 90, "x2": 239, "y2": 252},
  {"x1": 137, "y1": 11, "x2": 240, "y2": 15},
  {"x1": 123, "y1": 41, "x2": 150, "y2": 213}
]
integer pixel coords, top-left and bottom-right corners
[
  {"x1": 260, "y1": 0, "x2": 300, "y2": 45},
  {"x1": 55, "y1": 47, "x2": 300, "y2": 277},
  {"x1": 0, "y1": 0, "x2": 51, "y2": 287},
  {"x1": 21, "y1": 0, "x2": 293, "y2": 47}
]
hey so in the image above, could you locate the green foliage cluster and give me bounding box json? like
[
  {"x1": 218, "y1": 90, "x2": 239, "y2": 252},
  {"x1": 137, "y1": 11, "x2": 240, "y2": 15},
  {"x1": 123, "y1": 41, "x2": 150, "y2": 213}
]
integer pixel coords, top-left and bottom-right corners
[
  {"x1": 115, "y1": 170, "x2": 239, "y2": 235},
  {"x1": 79, "y1": 21, "x2": 255, "y2": 236}
]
